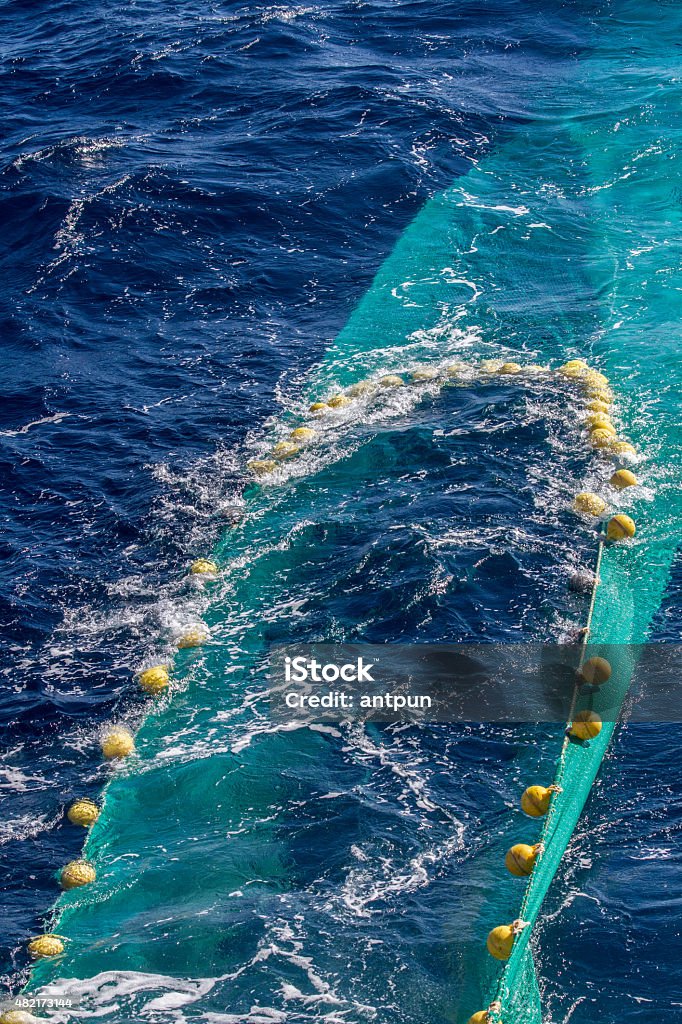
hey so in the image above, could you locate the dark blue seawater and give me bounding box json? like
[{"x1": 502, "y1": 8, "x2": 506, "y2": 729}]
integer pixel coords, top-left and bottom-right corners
[{"x1": 1, "y1": 2, "x2": 680, "y2": 1021}]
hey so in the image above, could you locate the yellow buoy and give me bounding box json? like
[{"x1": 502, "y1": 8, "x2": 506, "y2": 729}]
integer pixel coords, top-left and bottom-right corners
[
  {"x1": 583, "y1": 414, "x2": 614, "y2": 432},
  {"x1": 60, "y1": 859, "x2": 96, "y2": 890},
  {"x1": 247, "y1": 459, "x2": 277, "y2": 476},
  {"x1": 590, "y1": 427, "x2": 618, "y2": 448},
  {"x1": 347, "y1": 381, "x2": 374, "y2": 397},
  {"x1": 487, "y1": 922, "x2": 521, "y2": 961},
  {"x1": 570, "y1": 710, "x2": 602, "y2": 740},
  {"x1": 480, "y1": 359, "x2": 504, "y2": 373},
  {"x1": 610, "y1": 468, "x2": 637, "y2": 490},
  {"x1": 586, "y1": 398, "x2": 610, "y2": 414},
  {"x1": 588, "y1": 421, "x2": 617, "y2": 439},
  {"x1": 190, "y1": 558, "x2": 218, "y2": 575},
  {"x1": 290, "y1": 427, "x2": 316, "y2": 443},
  {"x1": 309, "y1": 402, "x2": 329, "y2": 413},
  {"x1": 101, "y1": 727, "x2": 135, "y2": 760},
  {"x1": 410, "y1": 368, "x2": 438, "y2": 382},
  {"x1": 272, "y1": 440, "x2": 300, "y2": 460},
  {"x1": 498, "y1": 362, "x2": 523, "y2": 375},
  {"x1": 572, "y1": 492, "x2": 607, "y2": 516},
  {"x1": 0, "y1": 1011, "x2": 39, "y2": 1024},
  {"x1": 67, "y1": 798, "x2": 100, "y2": 827},
  {"x1": 585, "y1": 386, "x2": 614, "y2": 405},
  {"x1": 504, "y1": 843, "x2": 540, "y2": 878},
  {"x1": 327, "y1": 394, "x2": 352, "y2": 408},
  {"x1": 138, "y1": 665, "x2": 170, "y2": 695},
  {"x1": 581, "y1": 382, "x2": 614, "y2": 397},
  {"x1": 558, "y1": 359, "x2": 588, "y2": 378},
  {"x1": 521, "y1": 784, "x2": 558, "y2": 817},
  {"x1": 579, "y1": 656, "x2": 612, "y2": 686},
  {"x1": 445, "y1": 362, "x2": 467, "y2": 376},
  {"x1": 378, "y1": 375, "x2": 404, "y2": 388},
  {"x1": 606, "y1": 513, "x2": 636, "y2": 541},
  {"x1": 582, "y1": 370, "x2": 610, "y2": 388},
  {"x1": 608, "y1": 440, "x2": 637, "y2": 459},
  {"x1": 176, "y1": 626, "x2": 209, "y2": 648},
  {"x1": 28, "y1": 934, "x2": 64, "y2": 958}
]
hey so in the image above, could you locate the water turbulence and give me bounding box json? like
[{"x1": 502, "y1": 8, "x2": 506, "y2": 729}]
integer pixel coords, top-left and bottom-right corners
[
  {"x1": 19, "y1": 5, "x2": 682, "y2": 1024},
  {"x1": 28, "y1": 365, "x2": 597, "y2": 1018}
]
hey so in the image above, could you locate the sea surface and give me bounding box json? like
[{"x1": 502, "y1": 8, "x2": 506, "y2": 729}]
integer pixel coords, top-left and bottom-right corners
[{"x1": 1, "y1": 2, "x2": 680, "y2": 1023}]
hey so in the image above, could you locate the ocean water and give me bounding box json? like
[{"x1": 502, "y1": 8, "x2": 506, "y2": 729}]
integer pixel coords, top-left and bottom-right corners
[{"x1": 1, "y1": 2, "x2": 681, "y2": 1023}]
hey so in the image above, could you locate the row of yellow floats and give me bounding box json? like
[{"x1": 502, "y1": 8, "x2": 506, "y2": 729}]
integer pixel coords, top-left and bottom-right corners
[
  {"x1": 467, "y1": 359, "x2": 641, "y2": 1024},
  {"x1": 246, "y1": 356, "x2": 639, "y2": 506},
  {"x1": 18, "y1": 358, "x2": 641, "y2": 1023},
  {"x1": 19, "y1": 556, "x2": 220, "y2": 971}
]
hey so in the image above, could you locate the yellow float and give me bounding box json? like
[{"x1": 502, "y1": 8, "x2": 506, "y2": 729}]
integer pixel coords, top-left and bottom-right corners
[
  {"x1": 590, "y1": 427, "x2": 618, "y2": 448},
  {"x1": 579, "y1": 656, "x2": 611, "y2": 686},
  {"x1": 610, "y1": 468, "x2": 637, "y2": 489},
  {"x1": 176, "y1": 626, "x2": 209, "y2": 648},
  {"x1": 607, "y1": 440, "x2": 637, "y2": 459},
  {"x1": 347, "y1": 381, "x2": 374, "y2": 397},
  {"x1": 498, "y1": 362, "x2": 523, "y2": 375},
  {"x1": 309, "y1": 402, "x2": 328, "y2": 413},
  {"x1": 467, "y1": 1012, "x2": 502, "y2": 1024},
  {"x1": 606, "y1": 513, "x2": 636, "y2": 541},
  {"x1": 60, "y1": 859, "x2": 96, "y2": 890},
  {"x1": 582, "y1": 369, "x2": 610, "y2": 388},
  {"x1": 585, "y1": 386, "x2": 614, "y2": 405},
  {"x1": 67, "y1": 798, "x2": 100, "y2": 827},
  {"x1": 583, "y1": 414, "x2": 614, "y2": 431},
  {"x1": 558, "y1": 360, "x2": 588, "y2": 377},
  {"x1": 327, "y1": 394, "x2": 352, "y2": 408},
  {"x1": 521, "y1": 784, "x2": 559, "y2": 817},
  {"x1": 290, "y1": 427, "x2": 316, "y2": 442},
  {"x1": 410, "y1": 368, "x2": 438, "y2": 382},
  {"x1": 0, "y1": 1011, "x2": 38, "y2": 1024},
  {"x1": 138, "y1": 665, "x2": 170, "y2": 694},
  {"x1": 570, "y1": 710, "x2": 602, "y2": 740},
  {"x1": 247, "y1": 459, "x2": 277, "y2": 476},
  {"x1": 572, "y1": 492, "x2": 607, "y2": 516},
  {"x1": 272, "y1": 440, "x2": 300, "y2": 460},
  {"x1": 378, "y1": 375, "x2": 404, "y2": 388},
  {"x1": 101, "y1": 727, "x2": 135, "y2": 760},
  {"x1": 487, "y1": 921, "x2": 525, "y2": 961},
  {"x1": 28, "y1": 934, "x2": 64, "y2": 958},
  {"x1": 504, "y1": 843, "x2": 541, "y2": 878},
  {"x1": 586, "y1": 398, "x2": 610, "y2": 414},
  {"x1": 190, "y1": 558, "x2": 218, "y2": 575}
]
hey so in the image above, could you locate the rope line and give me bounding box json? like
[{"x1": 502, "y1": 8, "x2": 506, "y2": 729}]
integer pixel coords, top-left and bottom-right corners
[
  {"x1": 508, "y1": 536, "x2": 604, "y2": 937},
  {"x1": 484, "y1": 432, "x2": 640, "y2": 1024}
]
